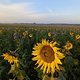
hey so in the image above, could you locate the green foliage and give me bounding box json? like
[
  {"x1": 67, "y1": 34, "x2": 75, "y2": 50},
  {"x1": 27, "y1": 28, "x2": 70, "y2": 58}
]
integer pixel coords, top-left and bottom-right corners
[{"x1": 0, "y1": 25, "x2": 80, "y2": 80}]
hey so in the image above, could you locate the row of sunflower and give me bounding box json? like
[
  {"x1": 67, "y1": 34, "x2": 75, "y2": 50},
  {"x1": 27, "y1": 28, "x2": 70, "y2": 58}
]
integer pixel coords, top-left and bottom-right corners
[{"x1": 0, "y1": 27, "x2": 80, "y2": 80}]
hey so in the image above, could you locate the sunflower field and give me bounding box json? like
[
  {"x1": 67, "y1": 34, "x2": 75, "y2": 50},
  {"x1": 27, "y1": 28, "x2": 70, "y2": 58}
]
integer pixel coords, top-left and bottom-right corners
[{"x1": 0, "y1": 24, "x2": 80, "y2": 80}]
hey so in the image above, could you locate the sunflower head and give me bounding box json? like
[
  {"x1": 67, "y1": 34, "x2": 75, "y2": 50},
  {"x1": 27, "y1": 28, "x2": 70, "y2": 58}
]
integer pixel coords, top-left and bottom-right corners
[
  {"x1": 76, "y1": 34, "x2": 80, "y2": 40},
  {"x1": 2, "y1": 53, "x2": 19, "y2": 64},
  {"x1": 29, "y1": 34, "x2": 32, "y2": 38},
  {"x1": 48, "y1": 32, "x2": 51, "y2": 37},
  {"x1": 23, "y1": 31, "x2": 27, "y2": 37},
  {"x1": 32, "y1": 39, "x2": 65, "y2": 74},
  {"x1": 64, "y1": 41, "x2": 73, "y2": 50},
  {"x1": 70, "y1": 32, "x2": 74, "y2": 36}
]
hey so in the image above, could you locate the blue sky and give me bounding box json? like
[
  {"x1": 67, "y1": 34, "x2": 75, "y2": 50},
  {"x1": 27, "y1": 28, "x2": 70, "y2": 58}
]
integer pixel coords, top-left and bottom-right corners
[{"x1": 0, "y1": 0, "x2": 80, "y2": 23}]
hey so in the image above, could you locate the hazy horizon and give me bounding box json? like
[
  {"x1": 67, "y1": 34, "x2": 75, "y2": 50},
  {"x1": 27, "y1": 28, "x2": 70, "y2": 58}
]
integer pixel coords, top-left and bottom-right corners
[{"x1": 0, "y1": 0, "x2": 80, "y2": 24}]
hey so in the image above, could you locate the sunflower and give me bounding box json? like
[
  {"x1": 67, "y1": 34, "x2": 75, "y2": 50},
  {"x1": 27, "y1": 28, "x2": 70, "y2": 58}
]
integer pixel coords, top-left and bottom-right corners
[
  {"x1": 76, "y1": 34, "x2": 80, "y2": 40},
  {"x1": 48, "y1": 32, "x2": 51, "y2": 37},
  {"x1": 23, "y1": 31, "x2": 27, "y2": 37},
  {"x1": 32, "y1": 39, "x2": 65, "y2": 74},
  {"x1": 70, "y1": 32, "x2": 74, "y2": 36},
  {"x1": 2, "y1": 53, "x2": 19, "y2": 64},
  {"x1": 29, "y1": 34, "x2": 32, "y2": 38},
  {"x1": 64, "y1": 41, "x2": 73, "y2": 50}
]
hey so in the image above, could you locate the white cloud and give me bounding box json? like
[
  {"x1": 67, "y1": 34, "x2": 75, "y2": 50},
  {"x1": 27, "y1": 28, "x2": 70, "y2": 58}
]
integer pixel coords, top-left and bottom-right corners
[
  {"x1": 0, "y1": 3, "x2": 42, "y2": 23},
  {"x1": 0, "y1": 2, "x2": 80, "y2": 23},
  {"x1": 0, "y1": 3, "x2": 35, "y2": 23}
]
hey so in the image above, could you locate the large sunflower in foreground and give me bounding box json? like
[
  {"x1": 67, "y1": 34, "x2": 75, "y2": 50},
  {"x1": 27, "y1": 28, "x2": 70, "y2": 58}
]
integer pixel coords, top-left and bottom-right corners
[{"x1": 32, "y1": 39, "x2": 65, "y2": 74}]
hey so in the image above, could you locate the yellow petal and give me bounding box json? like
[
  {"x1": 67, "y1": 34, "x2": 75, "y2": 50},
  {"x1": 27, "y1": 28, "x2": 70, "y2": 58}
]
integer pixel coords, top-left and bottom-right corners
[
  {"x1": 42, "y1": 39, "x2": 47, "y2": 45},
  {"x1": 55, "y1": 54, "x2": 62, "y2": 64},
  {"x1": 32, "y1": 50, "x2": 40, "y2": 55},
  {"x1": 57, "y1": 52, "x2": 65, "y2": 59},
  {"x1": 35, "y1": 60, "x2": 40, "y2": 65},
  {"x1": 55, "y1": 63, "x2": 60, "y2": 70},
  {"x1": 43, "y1": 62, "x2": 47, "y2": 73},
  {"x1": 46, "y1": 63, "x2": 51, "y2": 73},
  {"x1": 33, "y1": 44, "x2": 42, "y2": 50},
  {"x1": 53, "y1": 47, "x2": 60, "y2": 52},
  {"x1": 51, "y1": 62, "x2": 55, "y2": 73},
  {"x1": 32, "y1": 55, "x2": 41, "y2": 61},
  {"x1": 37, "y1": 60, "x2": 44, "y2": 68},
  {"x1": 53, "y1": 42, "x2": 57, "y2": 46},
  {"x1": 40, "y1": 64, "x2": 44, "y2": 70}
]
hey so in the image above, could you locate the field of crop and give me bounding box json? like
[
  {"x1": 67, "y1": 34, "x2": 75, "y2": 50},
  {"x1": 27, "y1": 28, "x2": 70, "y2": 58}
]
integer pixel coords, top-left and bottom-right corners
[{"x1": 0, "y1": 24, "x2": 80, "y2": 80}]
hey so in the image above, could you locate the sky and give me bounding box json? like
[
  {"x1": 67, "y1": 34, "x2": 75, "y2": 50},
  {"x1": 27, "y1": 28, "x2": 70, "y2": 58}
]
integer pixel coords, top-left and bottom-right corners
[{"x1": 0, "y1": 0, "x2": 80, "y2": 24}]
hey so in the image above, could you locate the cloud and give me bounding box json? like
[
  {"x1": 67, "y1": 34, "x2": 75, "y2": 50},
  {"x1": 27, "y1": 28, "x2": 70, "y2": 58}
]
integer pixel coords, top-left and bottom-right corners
[
  {"x1": 0, "y1": 2, "x2": 80, "y2": 23},
  {"x1": 0, "y1": 2, "x2": 45, "y2": 23},
  {"x1": 0, "y1": 2, "x2": 36, "y2": 22}
]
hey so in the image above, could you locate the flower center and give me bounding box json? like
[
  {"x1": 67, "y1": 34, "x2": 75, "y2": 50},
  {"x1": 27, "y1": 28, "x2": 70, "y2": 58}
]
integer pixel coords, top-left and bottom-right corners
[{"x1": 40, "y1": 45, "x2": 55, "y2": 63}]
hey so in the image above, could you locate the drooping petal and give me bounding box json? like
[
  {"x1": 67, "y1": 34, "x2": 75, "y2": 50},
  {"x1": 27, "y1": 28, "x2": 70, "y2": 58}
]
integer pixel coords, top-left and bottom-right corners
[
  {"x1": 35, "y1": 60, "x2": 40, "y2": 65},
  {"x1": 51, "y1": 62, "x2": 55, "y2": 73},
  {"x1": 37, "y1": 60, "x2": 44, "y2": 68},
  {"x1": 40, "y1": 63, "x2": 44, "y2": 70},
  {"x1": 55, "y1": 62, "x2": 60, "y2": 70},
  {"x1": 46, "y1": 63, "x2": 51, "y2": 73},
  {"x1": 43, "y1": 62, "x2": 48, "y2": 73}
]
